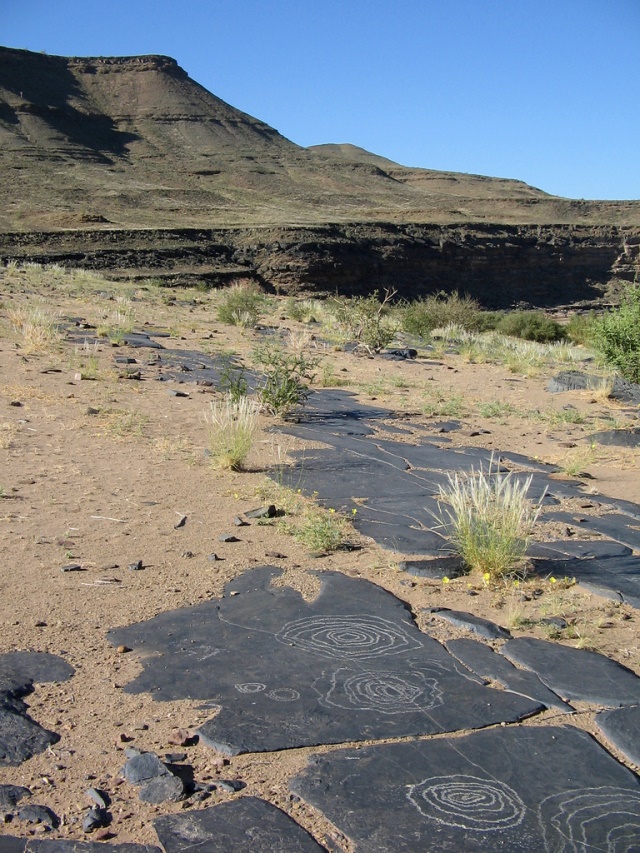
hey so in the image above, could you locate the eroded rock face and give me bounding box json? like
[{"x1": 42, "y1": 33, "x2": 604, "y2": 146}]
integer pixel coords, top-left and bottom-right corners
[{"x1": 1, "y1": 223, "x2": 638, "y2": 309}]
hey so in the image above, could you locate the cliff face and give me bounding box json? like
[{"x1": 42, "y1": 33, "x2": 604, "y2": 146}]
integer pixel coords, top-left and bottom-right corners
[{"x1": 1, "y1": 223, "x2": 638, "y2": 309}]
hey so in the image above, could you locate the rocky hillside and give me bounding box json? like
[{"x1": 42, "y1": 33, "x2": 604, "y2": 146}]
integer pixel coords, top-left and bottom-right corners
[{"x1": 1, "y1": 46, "x2": 639, "y2": 306}]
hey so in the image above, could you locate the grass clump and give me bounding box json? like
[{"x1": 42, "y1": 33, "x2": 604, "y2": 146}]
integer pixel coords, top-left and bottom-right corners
[
  {"x1": 433, "y1": 461, "x2": 543, "y2": 579},
  {"x1": 591, "y1": 283, "x2": 640, "y2": 382},
  {"x1": 205, "y1": 394, "x2": 260, "y2": 470},
  {"x1": 216, "y1": 281, "x2": 265, "y2": 328},
  {"x1": 293, "y1": 505, "x2": 349, "y2": 552},
  {"x1": 8, "y1": 304, "x2": 63, "y2": 354}
]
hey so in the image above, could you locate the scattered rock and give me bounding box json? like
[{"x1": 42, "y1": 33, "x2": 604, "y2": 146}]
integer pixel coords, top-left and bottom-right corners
[
  {"x1": 218, "y1": 534, "x2": 240, "y2": 543},
  {"x1": 17, "y1": 803, "x2": 59, "y2": 828},
  {"x1": 245, "y1": 505, "x2": 277, "y2": 519},
  {"x1": 86, "y1": 787, "x2": 109, "y2": 809},
  {"x1": 128, "y1": 560, "x2": 144, "y2": 571},
  {"x1": 174, "y1": 515, "x2": 187, "y2": 529},
  {"x1": 83, "y1": 806, "x2": 108, "y2": 832},
  {"x1": 138, "y1": 774, "x2": 185, "y2": 804}
]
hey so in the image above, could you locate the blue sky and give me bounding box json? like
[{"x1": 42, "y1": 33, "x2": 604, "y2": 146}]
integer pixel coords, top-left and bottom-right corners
[{"x1": 2, "y1": 0, "x2": 639, "y2": 200}]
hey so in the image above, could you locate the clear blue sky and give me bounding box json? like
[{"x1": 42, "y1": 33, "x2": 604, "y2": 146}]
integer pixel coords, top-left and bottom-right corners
[{"x1": 3, "y1": 0, "x2": 639, "y2": 200}]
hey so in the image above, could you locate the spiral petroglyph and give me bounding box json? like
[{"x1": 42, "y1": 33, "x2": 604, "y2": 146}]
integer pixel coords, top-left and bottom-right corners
[
  {"x1": 276, "y1": 615, "x2": 422, "y2": 659},
  {"x1": 321, "y1": 667, "x2": 443, "y2": 714},
  {"x1": 407, "y1": 775, "x2": 526, "y2": 831},
  {"x1": 234, "y1": 682, "x2": 266, "y2": 694},
  {"x1": 267, "y1": 688, "x2": 300, "y2": 702},
  {"x1": 539, "y1": 786, "x2": 640, "y2": 852}
]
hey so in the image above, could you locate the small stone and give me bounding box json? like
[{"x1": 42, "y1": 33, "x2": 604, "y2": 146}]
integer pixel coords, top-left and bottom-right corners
[
  {"x1": 18, "y1": 804, "x2": 59, "y2": 828},
  {"x1": 128, "y1": 560, "x2": 144, "y2": 571},
  {"x1": 86, "y1": 788, "x2": 108, "y2": 809},
  {"x1": 265, "y1": 551, "x2": 287, "y2": 559},
  {"x1": 83, "y1": 806, "x2": 107, "y2": 832},
  {"x1": 174, "y1": 515, "x2": 187, "y2": 529},
  {"x1": 218, "y1": 534, "x2": 240, "y2": 543},
  {"x1": 138, "y1": 774, "x2": 185, "y2": 804},
  {"x1": 122, "y1": 752, "x2": 169, "y2": 784},
  {"x1": 216, "y1": 779, "x2": 246, "y2": 793},
  {"x1": 164, "y1": 752, "x2": 187, "y2": 763},
  {"x1": 60, "y1": 564, "x2": 84, "y2": 572},
  {"x1": 181, "y1": 550, "x2": 194, "y2": 559},
  {"x1": 116, "y1": 645, "x2": 132, "y2": 654},
  {"x1": 9, "y1": 400, "x2": 23, "y2": 407},
  {"x1": 244, "y1": 505, "x2": 277, "y2": 519},
  {"x1": 168, "y1": 389, "x2": 189, "y2": 398},
  {"x1": 207, "y1": 553, "x2": 222, "y2": 562},
  {"x1": 168, "y1": 729, "x2": 193, "y2": 747},
  {"x1": 86, "y1": 406, "x2": 100, "y2": 415},
  {"x1": 233, "y1": 516, "x2": 249, "y2": 527},
  {"x1": 35, "y1": 620, "x2": 47, "y2": 627}
]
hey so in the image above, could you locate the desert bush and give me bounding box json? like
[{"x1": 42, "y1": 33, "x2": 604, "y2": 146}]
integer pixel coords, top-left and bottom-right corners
[
  {"x1": 402, "y1": 291, "x2": 494, "y2": 337},
  {"x1": 205, "y1": 394, "x2": 259, "y2": 470},
  {"x1": 216, "y1": 281, "x2": 264, "y2": 328},
  {"x1": 433, "y1": 460, "x2": 542, "y2": 578},
  {"x1": 217, "y1": 356, "x2": 248, "y2": 402},
  {"x1": 591, "y1": 284, "x2": 640, "y2": 382},
  {"x1": 254, "y1": 342, "x2": 318, "y2": 416},
  {"x1": 331, "y1": 290, "x2": 398, "y2": 352},
  {"x1": 496, "y1": 311, "x2": 566, "y2": 343},
  {"x1": 565, "y1": 312, "x2": 597, "y2": 346}
]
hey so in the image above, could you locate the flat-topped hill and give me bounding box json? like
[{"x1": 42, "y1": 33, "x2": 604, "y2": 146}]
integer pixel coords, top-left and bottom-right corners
[{"x1": 1, "y1": 46, "x2": 639, "y2": 231}]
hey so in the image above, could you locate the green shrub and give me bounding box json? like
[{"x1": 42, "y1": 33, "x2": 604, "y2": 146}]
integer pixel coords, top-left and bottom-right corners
[
  {"x1": 592, "y1": 284, "x2": 640, "y2": 382},
  {"x1": 402, "y1": 291, "x2": 495, "y2": 338},
  {"x1": 216, "y1": 282, "x2": 264, "y2": 327},
  {"x1": 496, "y1": 311, "x2": 567, "y2": 343},
  {"x1": 565, "y1": 312, "x2": 598, "y2": 346},
  {"x1": 294, "y1": 506, "x2": 349, "y2": 552},
  {"x1": 332, "y1": 290, "x2": 397, "y2": 352},
  {"x1": 254, "y1": 342, "x2": 318, "y2": 417}
]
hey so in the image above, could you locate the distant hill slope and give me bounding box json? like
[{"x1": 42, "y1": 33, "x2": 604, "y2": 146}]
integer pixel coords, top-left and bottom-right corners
[{"x1": 0, "y1": 46, "x2": 639, "y2": 230}]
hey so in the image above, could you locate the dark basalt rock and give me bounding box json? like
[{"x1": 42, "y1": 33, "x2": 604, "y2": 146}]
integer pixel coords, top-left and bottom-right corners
[
  {"x1": 291, "y1": 725, "x2": 640, "y2": 852},
  {"x1": 591, "y1": 427, "x2": 640, "y2": 447},
  {"x1": 398, "y1": 556, "x2": 466, "y2": 579},
  {"x1": 109, "y1": 567, "x2": 542, "y2": 755},
  {"x1": 431, "y1": 610, "x2": 511, "y2": 640},
  {"x1": 596, "y1": 705, "x2": 640, "y2": 766},
  {"x1": 0, "y1": 839, "x2": 160, "y2": 852},
  {"x1": 446, "y1": 638, "x2": 573, "y2": 712},
  {"x1": 0, "y1": 653, "x2": 73, "y2": 766},
  {"x1": 500, "y1": 637, "x2": 640, "y2": 706},
  {"x1": 154, "y1": 797, "x2": 325, "y2": 852}
]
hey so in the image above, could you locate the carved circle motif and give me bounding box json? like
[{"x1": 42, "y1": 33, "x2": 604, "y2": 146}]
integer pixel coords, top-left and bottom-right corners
[
  {"x1": 408, "y1": 775, "x2": 526, "y2": 831},
  {"x1": 276, "y1": 615, "x2": 422, "y2": 659}
]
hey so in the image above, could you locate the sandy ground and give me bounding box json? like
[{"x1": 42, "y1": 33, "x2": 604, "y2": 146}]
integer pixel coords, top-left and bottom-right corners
[{"x1": 0, "y1": 267, "x2": 639, "y2": 847}]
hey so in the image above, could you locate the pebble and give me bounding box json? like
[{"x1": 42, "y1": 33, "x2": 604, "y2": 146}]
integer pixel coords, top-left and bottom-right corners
[
  {"x1": 83, "y1": 807, "x2": 107, "y2": 832},
  {"x1": 233, "y1": 516, "x2": 249, "y2": 527},
  {"x1": 168, "y1": 389, "x2": 189, "y2": 398},
  {"x1": 128, "y1": 560, "x2": 144, "y2": 571},
  {"x1": 207, "y1": 553, "x2": 222, "y2": 561},
  {"x1": 174, "y1": 515, "x2": 187, "y2": 529},
  {"x1": 218, "y1": 534, "x2": 240, "y2": 543},
  {"x1": 245, "y1": 505, "x2": 277, "y2": 519},
  {"x1": 60, "y1": 564, "x2": 84, "y2": 572}
]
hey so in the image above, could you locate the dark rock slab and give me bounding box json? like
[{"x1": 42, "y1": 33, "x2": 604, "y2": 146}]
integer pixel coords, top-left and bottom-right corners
[
  {"x1": 547, "y1": 370, "x2": 640, "y2": 404},
  {"x1": 0, "y1": 840, "x2": 160, "y2": 852},
  {"x1": 591, "y1": 427, "x2": 640, "y2": 447},
  {"x1": 531, "y1": 554, "x2": 640, "y2": 609},
  {"x1": 0, "y1": 652, "x2": 73, "y2": 765},
  {"x1": 0, "y1": 652, "x2": 74, "y2": 685},
  {"x1": 501, "y1": 637, "x2": 640, "y2": 706},
  {"x1": 528, "y1": 539, "x2": 633, "y2": 560},
  {"x1": 154, "y1": 797, "x2": 324, "y2": 852},
  {"x1": 545, "y1": 511, "x2": 640, "y2": 551},
  {"x1": 399, "y1": 556, "x2": 466, "y2": 579},
  {"x1": 446, "y1": 638, "x2": 573, "y2": 712},
  {"x1": 109, "y1": 567, "x2": 542, "y2": 755},
  {"x1": 291, "y1": 725, "x2": 640, "y2": 852},
  {"x1": 596, "y1": 705, "x2": 640, "y2": 766},
  {"x1": 0, "y1": 784, "x2": 30, "y2": 810},
  {"x1": 432, "y1": 610, "x2": 511, "y2": 640}
]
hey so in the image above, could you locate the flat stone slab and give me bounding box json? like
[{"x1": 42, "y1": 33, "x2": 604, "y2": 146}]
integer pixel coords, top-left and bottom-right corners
[
  {"x1": 596, "y1": 705, "x2": 640, "y2": 766},
  {"x1": 591, "y1": 427, "x2": 640, "y2": 447},
  {"x1": 545, "y1": 511, "x2": 640, "y2": 551},
  {"x1": 154, "y1": 797, "x2": 324, "y2": 852},
  {"x1": 291, "y1": 725, "x2": 640, "y2": 852},
  {"x1": 0, "y1": 653, "x2": 73, "y2": 766},
  {"x1": 399, "y1": 556, "x2": 466, "y2": 579},
  {"x1": 501, "y1": 637, "x2": 640, "y2": 706},
  {"x1": 0, "y1": 840, "x2": 160, "y2": 852},
  {"x1": 531, "y1": 554, "x2": 640, "y2": 609},
  {"x1": 109, "y1": 567, "x2": 542, "y2": 754},
  {"x1": 446, "y1": 638, "x2": 573, "y2": 712},
  {"x1": 432, "y1": 609, "x2": 511, "y2": 640}
]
